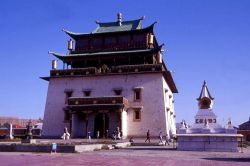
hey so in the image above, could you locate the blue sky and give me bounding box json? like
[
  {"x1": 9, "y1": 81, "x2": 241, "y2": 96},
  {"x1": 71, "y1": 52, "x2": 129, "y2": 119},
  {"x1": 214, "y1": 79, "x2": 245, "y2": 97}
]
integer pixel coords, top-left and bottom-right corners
[{"x1": 0, "y1": 0, "x2": 249, "y2": 126}]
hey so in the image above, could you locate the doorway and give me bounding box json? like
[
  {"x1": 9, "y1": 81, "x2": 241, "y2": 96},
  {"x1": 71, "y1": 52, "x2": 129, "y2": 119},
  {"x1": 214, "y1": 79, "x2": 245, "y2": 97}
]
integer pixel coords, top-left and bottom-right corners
[{"x1": 94, "y1": 113, "x2": 109, "y2": 138}]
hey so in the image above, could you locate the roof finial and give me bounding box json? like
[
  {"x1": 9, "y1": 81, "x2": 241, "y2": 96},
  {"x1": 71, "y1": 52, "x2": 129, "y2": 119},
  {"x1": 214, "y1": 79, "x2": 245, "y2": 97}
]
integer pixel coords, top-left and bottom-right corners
[
  {"x1": 117, "y1": 12, "x2": 122, "y2": 26},
  {"x1": 197, "y1": 80, "x2": 214, "y2": 101}
]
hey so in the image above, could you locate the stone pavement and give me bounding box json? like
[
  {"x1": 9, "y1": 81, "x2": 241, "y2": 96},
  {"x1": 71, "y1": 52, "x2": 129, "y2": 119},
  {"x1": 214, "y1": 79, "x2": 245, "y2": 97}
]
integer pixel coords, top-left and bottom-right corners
[{"x1": 0, "y1": 146, "x2": 249, "y2": 166}]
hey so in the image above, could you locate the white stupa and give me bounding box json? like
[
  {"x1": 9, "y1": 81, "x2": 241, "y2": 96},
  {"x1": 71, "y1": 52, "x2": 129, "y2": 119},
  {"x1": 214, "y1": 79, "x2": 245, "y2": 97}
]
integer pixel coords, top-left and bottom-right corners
[
  {"x1": 192, "y1": 81, "x2": 224, "y2": 131},
  {"x1": 177, "y1": 81, "x2": 242, "y2": 152}
]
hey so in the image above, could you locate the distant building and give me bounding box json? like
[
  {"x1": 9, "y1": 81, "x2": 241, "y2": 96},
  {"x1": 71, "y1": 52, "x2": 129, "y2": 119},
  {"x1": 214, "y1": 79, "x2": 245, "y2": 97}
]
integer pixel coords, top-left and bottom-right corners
[
  {"x1": 0, "y1": 117, "x2": 41, "y2": 128},
  {"x1": 177, "y1": 81, "x2": 242, "y2": 152},
  {"x1": 41, "y1": 13, "x2": 178, "y2": 138},
  {"x1": 238, "y1": 117, "x2": 250, "y2": 141}
]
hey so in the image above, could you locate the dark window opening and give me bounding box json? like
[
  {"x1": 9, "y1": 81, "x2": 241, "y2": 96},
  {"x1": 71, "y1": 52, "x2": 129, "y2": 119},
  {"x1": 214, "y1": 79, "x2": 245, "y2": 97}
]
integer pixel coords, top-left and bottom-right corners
[
  {"x1": 83, "y1": 90, "x2": 91, "y2": 97},
  {"x1": 114, "y1": 89, "x2": 122, "y2": 96},
  {"x1": 134, "y1": 90, "x2": 141, "y2": 101},
  {"x1": 133, "y1": 109, "x2": 141, "y2": 121}
]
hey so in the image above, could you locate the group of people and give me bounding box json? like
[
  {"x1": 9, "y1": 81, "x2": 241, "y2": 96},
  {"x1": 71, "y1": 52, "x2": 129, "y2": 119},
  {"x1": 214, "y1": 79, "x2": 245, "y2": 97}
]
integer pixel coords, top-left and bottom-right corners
[
  {"x1": 145, "y1": 130, "x2": 171, "y2": 145},
  {"x1": 61, "y1": 127, "x2": 172, "y2": 145}
]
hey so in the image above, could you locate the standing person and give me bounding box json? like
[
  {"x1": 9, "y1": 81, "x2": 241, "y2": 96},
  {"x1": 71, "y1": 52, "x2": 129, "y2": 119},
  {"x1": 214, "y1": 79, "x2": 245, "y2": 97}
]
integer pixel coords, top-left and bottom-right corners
[
  {"x1": 159, "y1": 131, "x2": 163, "y2": 144},
  {"x1": 165, "y1": 133, "x2": 170, "y2": 145},
  {"x1": 145, "y1": 130, "x2": 151, "y2": 143},
  {"x1": 112, "y1": 130, "x2": 117, "y2": 140},
  {"x1": 88, "y1": 131, "x2": 91, "y2": 142},
  {"x1": 96, "y1": 130, "x2": 100, "y2": 139}
]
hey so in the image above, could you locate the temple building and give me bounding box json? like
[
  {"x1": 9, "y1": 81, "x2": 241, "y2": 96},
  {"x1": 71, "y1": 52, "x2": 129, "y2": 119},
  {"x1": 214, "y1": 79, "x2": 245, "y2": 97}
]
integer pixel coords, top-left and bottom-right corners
[
  {"x1": 238, "y1": 117, "x2": 250, "y2": 141},
  {"x1": 41, "y1": 13, "x2": 178, "y2": 138},
  {"x1": 177, "y1": 81, "x2": 242, "y2": 152}
]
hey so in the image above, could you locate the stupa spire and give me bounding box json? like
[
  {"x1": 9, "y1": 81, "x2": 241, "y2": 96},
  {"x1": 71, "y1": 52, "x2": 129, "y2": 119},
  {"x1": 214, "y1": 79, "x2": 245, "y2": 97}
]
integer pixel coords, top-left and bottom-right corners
[
  {"x1": 197, "y1": 81, "x2": 214, "y2": 109},
  {"x1": 197, "y1": 80, "x2": 214, "y2": 101}
]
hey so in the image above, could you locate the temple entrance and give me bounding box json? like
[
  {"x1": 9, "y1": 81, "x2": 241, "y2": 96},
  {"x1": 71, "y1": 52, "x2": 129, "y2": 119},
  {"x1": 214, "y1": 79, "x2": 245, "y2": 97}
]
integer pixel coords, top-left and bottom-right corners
[{"x1": 94, "y1": 113, "x2": 109, "y2": 138}]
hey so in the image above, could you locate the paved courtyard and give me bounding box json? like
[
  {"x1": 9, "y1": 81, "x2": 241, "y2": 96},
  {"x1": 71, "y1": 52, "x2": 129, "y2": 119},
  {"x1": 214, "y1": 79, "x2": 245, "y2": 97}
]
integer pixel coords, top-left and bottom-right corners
[{"x1": 0, "y1": 146, "x2": 249, "y2": 166}]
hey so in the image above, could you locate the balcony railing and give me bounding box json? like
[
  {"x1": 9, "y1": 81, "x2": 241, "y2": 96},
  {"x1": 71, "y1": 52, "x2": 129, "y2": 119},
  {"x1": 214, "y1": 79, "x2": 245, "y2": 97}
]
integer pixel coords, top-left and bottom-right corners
[
  {"x1": 112, "y1": 64, "x2": 162, "y2": 73},
  {"x1": 50, "y1": 64, "x2": 162, "y2": 77},
  {"x1": 68, "y1": 96, "x2": 129, "y2": 107},
  {"x1": 72, "y1": 41, "x2": 147, "y2": 54}
]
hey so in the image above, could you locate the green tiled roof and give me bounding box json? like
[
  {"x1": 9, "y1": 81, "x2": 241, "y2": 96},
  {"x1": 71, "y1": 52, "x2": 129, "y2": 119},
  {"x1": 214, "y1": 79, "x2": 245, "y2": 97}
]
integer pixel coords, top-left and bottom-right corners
[
  {"x1": 63, "y1": 21, "x2": 156, "y2": 39},
  {"x1": 93, "y1": 19, "x2": 142, "y2": 33}
]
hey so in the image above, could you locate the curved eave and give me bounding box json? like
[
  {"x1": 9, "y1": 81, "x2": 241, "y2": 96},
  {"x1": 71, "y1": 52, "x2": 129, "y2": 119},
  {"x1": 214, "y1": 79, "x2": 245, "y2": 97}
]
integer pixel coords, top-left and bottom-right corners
[
  {"x1": 49, "y1": 47, "x2": 161, "y2": 61},
  {"x1": 40, "y1": 77, "x2": 49, "y2": 81},
  {"x1": 63, "y1": 22, "x2": 156, "y2": 39}
]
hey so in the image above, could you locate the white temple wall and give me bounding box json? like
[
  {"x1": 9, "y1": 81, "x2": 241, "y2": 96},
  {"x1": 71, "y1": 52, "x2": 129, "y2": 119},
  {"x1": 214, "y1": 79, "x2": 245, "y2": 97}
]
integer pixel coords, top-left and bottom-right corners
[
  {"x1": 162, "y1": 77, "x2": 176, "y2": 136},
  {"x1": 42, "y1": 73, "x2": 170, "y2": 138}
]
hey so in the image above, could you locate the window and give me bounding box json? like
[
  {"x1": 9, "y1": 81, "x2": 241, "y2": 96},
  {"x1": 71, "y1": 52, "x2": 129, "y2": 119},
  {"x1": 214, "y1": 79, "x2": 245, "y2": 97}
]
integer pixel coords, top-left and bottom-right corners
[
  {"x1": 64, "y1": 90, "x2": 73, "y2": 104},
  {"x1": 83, "y1": 89, "x2": 91, "y2": 97},
  {"x1": 135, "y1": 91, "x2": 140, "y2": 100},
  {"x1": 133, "y1": 109, "x2": 141, "y2": 121},
  {"x1": 133, "y1": 87, "x2": 142, "y2": 101},
  {"x1": 113, "y1": 88, "x2": 122, "y2": 96}
]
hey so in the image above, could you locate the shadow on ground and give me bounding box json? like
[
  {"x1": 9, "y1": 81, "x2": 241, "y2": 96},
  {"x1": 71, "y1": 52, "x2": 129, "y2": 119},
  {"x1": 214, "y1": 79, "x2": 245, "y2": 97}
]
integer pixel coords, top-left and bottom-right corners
[{"x1": 202, "y1": 158, "x2": 250, "y2": 162}]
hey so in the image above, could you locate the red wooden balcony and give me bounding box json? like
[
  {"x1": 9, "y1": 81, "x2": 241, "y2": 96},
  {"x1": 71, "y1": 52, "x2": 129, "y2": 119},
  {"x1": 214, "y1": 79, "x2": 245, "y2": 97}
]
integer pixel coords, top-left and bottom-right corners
[{"x1": 67, "y1": 96, "x2": 129, "y2": 111}]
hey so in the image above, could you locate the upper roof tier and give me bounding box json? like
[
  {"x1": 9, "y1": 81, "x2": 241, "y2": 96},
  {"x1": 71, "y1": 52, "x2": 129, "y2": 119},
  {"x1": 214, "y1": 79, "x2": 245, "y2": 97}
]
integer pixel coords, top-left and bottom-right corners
[
  {"x1": 62, "y1": 13, "x2": 156, "y2": 39},
  {"x1": 93, "y1": 18, "x2": 143, "y2": 33},
  {"x1": 93, "y1": 13, "x2": 143, "y2": 33}
]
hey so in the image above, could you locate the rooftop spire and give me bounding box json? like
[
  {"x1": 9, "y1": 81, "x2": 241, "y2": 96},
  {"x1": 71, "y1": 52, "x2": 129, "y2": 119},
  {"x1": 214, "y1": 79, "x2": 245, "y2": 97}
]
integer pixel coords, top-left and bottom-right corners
[
  {"x1": 197, "y1": 80, "x2": 214, "y2": 101},
  {"x1": 197, "y1": 81, "x2": 214, "y2": 109}
]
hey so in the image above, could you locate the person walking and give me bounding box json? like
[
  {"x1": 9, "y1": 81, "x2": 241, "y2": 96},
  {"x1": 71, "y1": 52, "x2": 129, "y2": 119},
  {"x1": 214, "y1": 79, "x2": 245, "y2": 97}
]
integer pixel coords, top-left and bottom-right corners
[
  {"x1": 159, "y1": 131, "x2": 163, "y2": 144},
  {"x1": 165, "y1": 133, "x2": 170, "y2": 145},
  {"x1": 145, "y1": 130, "x2": 151, "y2": 143}
]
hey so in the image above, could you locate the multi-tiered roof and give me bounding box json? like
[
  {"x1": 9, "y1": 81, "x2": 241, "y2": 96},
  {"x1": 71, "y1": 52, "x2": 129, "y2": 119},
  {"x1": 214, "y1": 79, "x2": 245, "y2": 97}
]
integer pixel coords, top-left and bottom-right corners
[{"x1": 43, "y1": 13, "x2": 178, "y2": 93}]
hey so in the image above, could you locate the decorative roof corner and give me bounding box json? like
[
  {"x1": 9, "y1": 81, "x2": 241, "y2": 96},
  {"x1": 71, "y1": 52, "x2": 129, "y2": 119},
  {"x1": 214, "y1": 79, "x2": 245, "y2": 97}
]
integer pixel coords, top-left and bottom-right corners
[
  {"x1": 159, "y1": 43, "x2": 165, "y2": 49},
  {"x1": 140, "y1": 16, "x2": 146, "y2": 20},
  {"x1": 62, "y1": 28, "x2": 88, "y2": 38},
  {"x1": 48, "y1": 51, "x2": 65, "y2": 59}
]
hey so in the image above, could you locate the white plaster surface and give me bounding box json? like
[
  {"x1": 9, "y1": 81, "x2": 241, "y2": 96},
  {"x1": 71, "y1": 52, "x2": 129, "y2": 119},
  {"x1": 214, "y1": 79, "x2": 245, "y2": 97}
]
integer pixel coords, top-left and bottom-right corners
[{"x1": 42, "y1": 73, "x2": 176, "y2": 138}]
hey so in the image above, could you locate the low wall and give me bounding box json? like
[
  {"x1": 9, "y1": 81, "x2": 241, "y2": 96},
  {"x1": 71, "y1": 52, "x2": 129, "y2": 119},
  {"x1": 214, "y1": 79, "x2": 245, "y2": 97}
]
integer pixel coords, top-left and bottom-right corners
[
  {"x1": 177, "y1": 136, "x2": 239, "y2": 152},
  {"x1": 0, "y1": 142, "x2": 131, "y2": 153},
  {"x1": 0, "y1": 128, "x2": 41, "y2": 138},
  {"x1": 0, "y1": 144, "x2": 75, "y2": 153}
]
